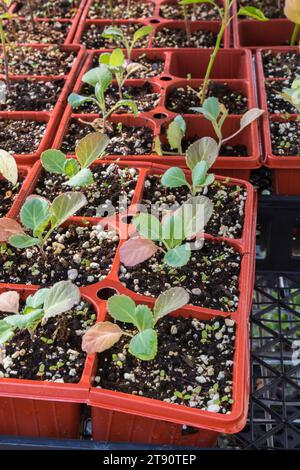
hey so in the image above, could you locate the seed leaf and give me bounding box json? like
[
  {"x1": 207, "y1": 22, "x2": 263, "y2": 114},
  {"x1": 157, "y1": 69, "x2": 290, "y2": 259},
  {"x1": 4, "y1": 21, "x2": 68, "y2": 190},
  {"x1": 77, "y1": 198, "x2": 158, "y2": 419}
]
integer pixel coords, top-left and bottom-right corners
[
  {"x1": 0, "y1": 320, "x2": 14, "y2": 344},
  {"x1": 41, "y1": 150, "x2": 67, "y2": 174},
  {"x1": 167, "y1": 116, "x2": 186, "y2": 152},
  {"x1": 82, "y1": 321, "x2": 124, "y2": 355},
  {"x1": 192, "y1": 161, "x2": 208, "y2": 187},
  {"x1": 133, "y1": 25, "x2": 153, "y2": 43},
  {"x1": 68, "y1": 93, "x2": 93, "y2": 108},
  {"x1": 186, "y1": 137, "x2": 218, "y2": 171},
  {"x1": 82, "y1": 65, "x2": 112, "y2": 88},
  {"x1": 50, "y1": 192, "x2": 87, "y2": 227},
  {"x1": 163, "y1": 244, "x2": 191, "y2": 267},
  {"x1": 20, "y1": 196, "x2": 50, "y2": 232},
  {"x1": 5, "y1": 309, "x2": 44, "y2": 329},
  {"x1": 64, "y1": 158, "x2": 80, "y2": 178},
  {"x1": 107, "y1": 294, "x2": 137, "y2": 325},
  {"x1": 237, "y1": 6, "x2": 268, "y2": 21},
  {"x1": 0, "y1": 291, "x2": 20, "y2": 314},
  {"x1": 175, "y1": 195, "x2": 213, "y2": 239},
  {"x1": 120, "y1": 237, "x2": 158, "y2": 267},
  {"x1": 9, "y1": 233, "x2": 39, "y2": 249},
  {"x1": 0, "y1": 218, "x2": 24, "y2": 242},
  {"x1": 63, "y1": 168, "x2": 94, "y2": 188},
  {"x1": 43, "y1": 280, "x2": 81, "y2": 320},
  {"x1": 154, "y1": 287, "x2": 190, "y2": 322},
  {"x1": 134, "y1": 305, "x2": 154, "y2": 331},
  {"x1": 133, "y1": 213, "x2": 162, "y2": 241},
  {"x1": 222, "y1": 108, "x2": 264, "y2": 144},
  {"x1": 0, "y1": 149, "x2": 18, "y2": 185},
  {"x1": 26, "y1": 288, "x2": 50, "y2": 309},
  {"x1": 76, "y1": 132, "x2": 109, "y2": 169},
  {"x1": 161, "y1": 167, "x2": 189, "y2": 189},
  {"x1": 110, "y1": 48, "x2": 125, "y2": 67},
  {"x1": 129, "y1": 329, "x2": 157, "y2": 361}
]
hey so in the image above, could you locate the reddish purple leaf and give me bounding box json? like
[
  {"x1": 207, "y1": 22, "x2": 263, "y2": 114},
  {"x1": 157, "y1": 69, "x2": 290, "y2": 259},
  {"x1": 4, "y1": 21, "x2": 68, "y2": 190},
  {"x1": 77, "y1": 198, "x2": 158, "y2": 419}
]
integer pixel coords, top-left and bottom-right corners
[
  {"x1": 119, "y1": 236, "x2": 158, "y2": 267},
  {"x1": 0, "y1": 218, "x2": 24, "y2": 242},
  {"x1": 82, "y1": 321, "x2": 123, "y2": 355}
]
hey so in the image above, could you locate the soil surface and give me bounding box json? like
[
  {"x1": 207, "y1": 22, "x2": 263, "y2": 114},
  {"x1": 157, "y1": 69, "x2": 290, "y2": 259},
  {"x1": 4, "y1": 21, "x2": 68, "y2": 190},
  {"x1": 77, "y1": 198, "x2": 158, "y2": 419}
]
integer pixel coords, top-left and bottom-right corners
[
  {"x1": 0, "y1": 47, "x2": 77, "y2": 76},
  {"x1": 153, "y1": 27, "x2": 217, "y2": 48},
  {"x1": 250, "y1": 168, "x2": 273, "y2": 196},
  {"x1": 0, "y1": 223, "x2": 119, "y2": 286},
  {"x1": 159, "y1": 2, "x2": 220, "y2": 20},
  {"x1": 6, "y1": 19, "x2": 70, "y2": 44},
  {"x1": 140, "y1": 175, "x2": 246, "y2": 239},
  {"x1": 0, "y1": 177, "x2": 22, "y2": 217},
  {"x1": 92, "y1": 53, "x2": 165, "y2": 79},
  {"x1": 270, "y1": 120, "x2": 300, "y2": 156},
  {"x1": 0, "y1": 120, "x2": 46, "y2": 154},
  {"x1": 262, "y1": 51, "x2": 300, "y2": 79},
  {"x1": 79, "y1": 82, "x2": 160, "y2": 114},
  {"x1": 166, "y1": 82, "x2": 248, "y2": 115},
  {"x1": 61, "y1": 119, "x2": 154, "y2": 156},
  {"x1": 238, "y1": 0, "x2": 284, "y2": 19},
  {"x1": 96, "y1": 315, "x2": 235, "y2": 414},
  {"x1": 35, "y1": 164, "x2": 139, "y2": 217},
  {"x1": 120, "y1": 239, "x2": 241, "y2": 312},
  {"x1": 88, "y1": 0, "x2": 154, "y2": 19},
  {"x1": 81, "y1": 23, "x2": 150, "y2": 49},
  {"x1": 0, "y1": 79, "x2": 64, "y2": 112},
  {"x1": 0, "y1": 299, "x2": 95, "y2": 383},
  {"x1": 265, "y1": 79, "x2": 298, "y2": 115},
  {"x1": 15, "y1": 0, "x2": 80, "y2": 18}
]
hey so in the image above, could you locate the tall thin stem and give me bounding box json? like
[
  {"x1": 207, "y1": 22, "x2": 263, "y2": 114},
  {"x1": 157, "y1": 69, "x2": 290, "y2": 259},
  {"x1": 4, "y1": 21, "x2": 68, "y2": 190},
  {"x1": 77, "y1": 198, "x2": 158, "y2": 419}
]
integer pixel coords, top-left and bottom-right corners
[
  {"x1": 199, "y1": 0, "x2": 229, "y2": 104},
  {"x1": 0, "y1": 18, "x2": 10, "y2": 92},
  {"x1": 290, "y1": 23, "x2": 300, "y2": 46},
  {"x1": 182, "y1": 6, "x2": 191, "y2": 45}
]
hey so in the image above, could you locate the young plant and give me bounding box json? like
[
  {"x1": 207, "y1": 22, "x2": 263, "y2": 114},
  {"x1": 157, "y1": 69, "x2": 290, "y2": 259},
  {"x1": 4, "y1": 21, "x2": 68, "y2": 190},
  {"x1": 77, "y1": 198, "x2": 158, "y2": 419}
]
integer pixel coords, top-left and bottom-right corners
[
  {"x1": 0, "y1": 148, "x2": 18, "y2": 186},
  {"x1": 284, "y1": 0, "x2": 300, "y2": 45},
  {"x1": 120, "y1": 195, "x2": 213, "y2": 268},
  {"x1": 99, "y1": 48, "x2": 144, "y2": 99},
  {"x1": 108, "y1": 0, "x2": 114, "y2": 21},
  {"x1": 155, "y1": 116, "x2": 186, "y2": 156},
  {"x1": 82, "y1": 287, "x2": 190, "y2": 361},
  {"x1": 0, "y1": 192, "x2": 87, "y2": 255},
  {"x1": 68, "y1": 63, "x2": 138, "y2": 131},
  {"x1": 181, "y1": 2, "x2": 192, "y2": 45},
  {"x1": 179, "y1": 0, "x2": 267, "y2": 103},
  {"x1": 41, "y1": 132, "x2": 109, "y2": 188},
  {"x1": 277, "y1": 76, "x2": 300, "y2": 112},
  {"x1": 101, "y1": 24, "x2": 153, "y2": 61},
  {"x1": 0, "y1": 280, "x2": 80, "y2": 344}
]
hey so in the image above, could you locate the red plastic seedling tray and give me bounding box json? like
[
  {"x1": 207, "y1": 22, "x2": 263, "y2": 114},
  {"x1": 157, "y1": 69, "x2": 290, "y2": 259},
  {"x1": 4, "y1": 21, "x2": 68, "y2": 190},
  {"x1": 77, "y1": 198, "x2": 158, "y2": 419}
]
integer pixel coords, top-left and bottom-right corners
[
  {"x1": 1, "y1": 165, "x2": 30, "y2": 219},
  {"x1": 256, "y1": 47, "x2": 300, "y2": 195},
  {"x1": 0, "y1": 283, "x2": 100, "y2": 438}
]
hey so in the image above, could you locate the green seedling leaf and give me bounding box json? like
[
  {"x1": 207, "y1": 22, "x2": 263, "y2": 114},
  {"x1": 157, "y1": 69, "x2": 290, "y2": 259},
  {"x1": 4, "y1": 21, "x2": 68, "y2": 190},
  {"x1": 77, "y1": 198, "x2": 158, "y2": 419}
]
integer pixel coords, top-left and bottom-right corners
[
  {"x1": 68, "y1": 93, "x2": 93, "y2": 108},
  {"x1": 76, "y1": 132, "x2": 109, "y2": 169},
  {"x1": 99, "y1": 52, "x2": 111, "y2": 65},
  {"x1": 175, "y1": 195, "x2": 214, "y2": 239},
  {"x1": 133, "y1": 25, "x2": 153, "y2": 43},
  {"x1": 129, "y1": 329, "x2": 157, "y2": 361},
  {"x1": 167, "y1": 117, "x2": 186, "y2": 152},
  {"x1": 82, "y1": 65, "x2": 112, "y2": 88},
  {"x1": 109, "y1": 99, "x2": 138, "y2": 115},
  {"x1": 20, "y1": 196, "x2": 50, "y2": 233},
  {"x1": 107, "y1": 294, "x2": 137, "y2": 325},
  {"x1": 163, "y1": 244, "x2": 191, "y2": 267},
  {"x1": 134, "y1": 305, "x2": 154, "y2": 331},
  {"x1": 202, "y1": 97, "x2": 221, "y2": 121},
  {"x1": 26, "y1": 288, "x2": 50, "y2": 309},
  {"x1": 82, "y1": 321, "x2": 124, "y2": 355},
  {"x1": 192, "y1": 161, "x2": 208, "y2": 187},
  {"x1": 161, "y1": 167, "x2": 189, "y2": 189},
  {"x1": 50, "y1": 192, "x2": 87, "y2": 228},
  {"x1": 64, "y1": 158, "x2": 80, "y2": 178},
  {"x1": 41, "y1": 150, "x2": 67, "y2": 174},
  {"x1": 119, "y1": 236, "x2": 158, "y2": 267},
  {"x1": 43, "y1": 280, "x2": 81, "y2": 320},
  {"x1": 237, "y1": 6, "x2": 268, "y2": 21},
  {"x1": 222, "y1": 108, "x2": 264, "y2": 144},
  {"x1": 63, "y1": 168, "x2": 94, "y2": 188},
  {"x1": 154, "y1": 287, "x2": 190, "y2": 322},
  {"x1": 154, "y1": 136, "x2": 163, "y2": 156},
  {"x1": 0, "y1": 320, "x2": 14, "y2": 344},
  {"x1": 0, "y1": 149, "x2": 18, "y2": 185},
  {"x1": 186, "y1": 137, "x2": 219, "y2": 171},
  {"x1": 5, "y1": 309, "x2": 44, "y2": 329},
  {"x1": 0, "y1": 291, "x2": 20, "y2": 314},
  {"x1": 133, "y1": 213, "x2": 162, "y2": 241},
  {"x1": 0, "y1": 218, "x2": 24, "y2": 242},
  {"x1": 9, "y1": 233, "x2": 39, "y2": 249},
  {"x1": 162, "y1": 212, "x2": 184, "y2": 249},
  {"x1": 180, "y1": 0, "x2": 215, "y2": 5},
  {"x1": 203, "y1": 173, "x2": 215, "y2": 186},
  {"x1": 102, "y1": 26, "x2": 124, "y2": 40},
  {"x1": 110, "y1": 48, "x2": 125, "y2": 67}
]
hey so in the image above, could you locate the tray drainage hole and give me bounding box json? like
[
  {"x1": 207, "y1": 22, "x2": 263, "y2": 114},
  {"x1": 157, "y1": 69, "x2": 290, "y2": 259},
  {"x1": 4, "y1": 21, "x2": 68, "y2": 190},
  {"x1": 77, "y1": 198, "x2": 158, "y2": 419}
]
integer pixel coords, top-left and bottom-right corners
[
  {"x1": 97, "y1": 288, "x2": 118, "y2": 300},
  {"x1": 152, "y1": 112, "x2": 168, "y2": 119},
  {"x1": 149, "y1": 19, "x2": 160, "y2": 24},
  {"x1": 121, "y1": 215, "x2": 133, "y2": 224},
  {"x1": 159, "y1": 76, "x2": 172, "y2": 82}
]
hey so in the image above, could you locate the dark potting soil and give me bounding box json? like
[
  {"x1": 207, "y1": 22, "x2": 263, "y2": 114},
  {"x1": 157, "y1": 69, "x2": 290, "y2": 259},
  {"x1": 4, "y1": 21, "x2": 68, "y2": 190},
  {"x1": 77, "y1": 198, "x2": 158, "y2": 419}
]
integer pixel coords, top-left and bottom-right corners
[
  {"x1": 0, "y1": 47, "x2": 77, "y2": 76},
  {"x1": 88, "y1": 0, "x2": 154, "y2": 19},
  {"x1": 0, "y1": 177, "x2": 22, "y2": 217},
  {"x1": 250, "y1": 168, "x2": 273, "y2": 196},
  {"x1": 0, "y1": 79, "x2": 64, "y2": 112},
  {"x1": 0, "y1": 223, "x2": 119, "y2": 286},
  {"x1": 119, "y1": 240, "x2": 241, "y2": 312},
  {"x1": 166, "y1": 82, "x2": 248, "y2": 115},
  {"x1": 161, "y1": 137, "x2": 248, "y2": 157},
  {"x1": 35, "y1": 164, "x2": 139, "y2": 217},
  {"x1": 159, "y1": 2, "x2": 220, "y2": 20},
  {"x1": 270, "y1": 120, "x2": 300, "y2": 156},
  {"x1": 238, "y1": 0, "x2": 284, "y2": 19},
  {"x1": 81, "y1": 23, "x2": 150, "y2": 50},
  {"x1": 265, "y1": 79, "x2": 299, "y2": 115},
  {"x1": 262, "y1": 51, "x2": 300, "y2": 79},
  {"x1": 96, "y1": 315, "x2": 235, "y2": 414},
  {"x1": 61, "y1": 119, "x2": 154, "y2": 155},
  {"x1": 0, "y1": 299, "x2": 95, "y2": 382},
  {"x1": 79, "y1": 82, "x2": 160, "y2": 114},
  {"x1": 153, "y1": 27, "x2": 217, "y2": 48},
  {"x1": 6, "y1": 19, "x2": 71, "y2": 44},
  {"x1": 92, "y1": 53, "x2": 165, "y2": 79},
  {"x1": 0, "y1": 120, "x2": 46, "y2": 154},
  {"x1": 15, "y1": 0, "x2": 80, "y2": 18},
  {"x1": 140, "y1": 175, "x2": 246, "y2": 239}
]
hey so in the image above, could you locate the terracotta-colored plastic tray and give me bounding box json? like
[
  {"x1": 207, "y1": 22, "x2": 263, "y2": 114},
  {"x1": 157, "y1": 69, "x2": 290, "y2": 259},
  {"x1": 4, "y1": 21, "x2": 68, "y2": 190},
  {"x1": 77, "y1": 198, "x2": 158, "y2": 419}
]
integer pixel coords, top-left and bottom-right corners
[
  {"x1": 256, "y1": 47, "x2": 300, "y2": 195},
  {"x1": 1, "y1": 165, "x2": 30, "y2": 218}
]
